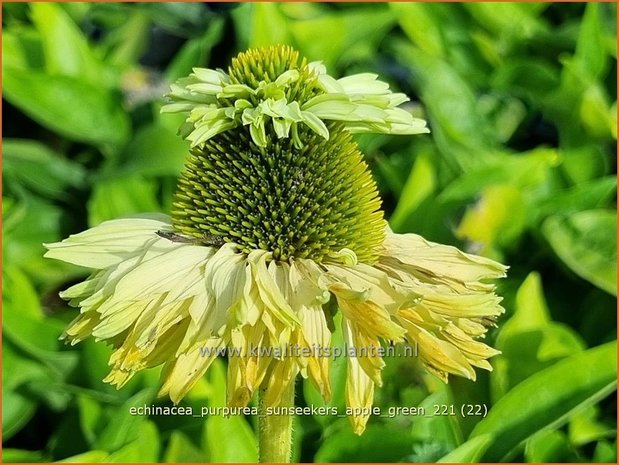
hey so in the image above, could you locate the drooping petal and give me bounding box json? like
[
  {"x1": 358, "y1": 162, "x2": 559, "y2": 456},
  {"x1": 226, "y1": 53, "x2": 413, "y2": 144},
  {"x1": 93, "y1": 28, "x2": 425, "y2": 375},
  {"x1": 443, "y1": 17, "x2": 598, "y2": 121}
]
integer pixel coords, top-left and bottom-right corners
[
  {"x1": 290, "y1": 260, "x2": 332, "y2": 398},
  {"x1": 159, "y1": 338, "x2": 224, "y2": 403},
  {"x1": 343, "y1": 318, "x2": 375, "y2": 435},
  {"x1": 396, "y1": 307, "x2": 477, "y2": 381},
  {"x1": 381, "y1": 232, "x2": 508, "y2": 283},
  {"x1": 43, "y1": 214, "x2": 171, "y2": 269},
  {"x1": 261, "y1": 358, "x2": 299, "y2": 409}
]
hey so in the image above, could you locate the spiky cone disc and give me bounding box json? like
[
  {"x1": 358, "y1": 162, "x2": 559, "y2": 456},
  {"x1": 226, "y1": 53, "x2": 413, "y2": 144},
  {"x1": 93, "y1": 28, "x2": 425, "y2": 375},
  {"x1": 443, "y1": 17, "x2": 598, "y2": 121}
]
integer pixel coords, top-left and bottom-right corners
[{"x1": 172, "y1": 122, "x2": 385, "y2": 263}]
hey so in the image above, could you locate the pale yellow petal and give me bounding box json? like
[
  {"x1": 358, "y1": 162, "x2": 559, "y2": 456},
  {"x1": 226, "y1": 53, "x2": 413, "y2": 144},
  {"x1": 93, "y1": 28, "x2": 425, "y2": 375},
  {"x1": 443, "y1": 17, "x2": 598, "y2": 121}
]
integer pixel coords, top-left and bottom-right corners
[
  {"x1": 261, "y1": 358, "x2": 298, "y2": 408},
  {"x1": 44, "y1": 215, "x2": 171, "y2": 268},
  {"x1": 397, "y1": 308, "x2": 476, "y2": 380},
  {"x1": 330, "y1": 283, "x2": 406, "y2": 343},
  {"x1": 249, "y1": 250, "x2": 299, "y2": 328},
  {"x1": 159, "y1": 338, "x2": 223, "y2": 403},
  {"x1": 324, "y1": 262, "x2": 419, "y2": 312},
  {"x1": 343, "y1": 319, "x2": 375, "y2": 435},
  {"x1": 382, "y1": 232, "x2": 507, "y2": 282}
]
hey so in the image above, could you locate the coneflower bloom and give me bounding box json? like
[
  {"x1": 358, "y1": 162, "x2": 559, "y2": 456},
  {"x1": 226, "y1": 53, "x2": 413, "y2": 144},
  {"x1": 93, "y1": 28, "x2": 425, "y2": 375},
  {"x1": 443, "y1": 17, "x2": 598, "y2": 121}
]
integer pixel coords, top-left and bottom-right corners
[{"x1": 45, "y1": 45, "x2": 506, "y2": 435}]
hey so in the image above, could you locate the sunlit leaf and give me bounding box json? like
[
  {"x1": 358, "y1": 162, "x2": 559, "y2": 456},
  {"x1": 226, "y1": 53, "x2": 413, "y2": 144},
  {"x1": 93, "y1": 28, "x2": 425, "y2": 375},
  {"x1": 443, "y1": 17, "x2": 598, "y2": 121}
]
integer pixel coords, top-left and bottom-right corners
[
  {"x1": 543, "y1": 210, "x2": 617, "y2": 295},
  {"x1": 472, "y1": 341, "x2": 617, "y2": 461},
  {"x1": 106, "y1": 420, "x2": 160, "y2": 462},
  {"x1": 573, "y1": 3, "x2": 609, "y2": 80},
  {"x1": 492, "y1": 272, "x2": 586, "y2": 399},
  {"x1": 456, "y1": 184, "x2": 526, "y2": 253},
  {"x1": 568, "y1": 405, "x2": 616, "y2": 447},
  {"x1": 390, "y1": 151, "x2": 436, "y2": 232},
  {"x1": 524, "y1": 430, "x2": 576, "y2": 462},
  {"x1": 3, "y1": 139, "x2": 86, "y2": 200},
  {"x1": 2, "y1": 449, "x2": 47, "y2": 463},
  {"x1": 30, "y1": 3, "x2": 107, "y2": 86},
  {"x1": 4, "y1": 67, "x2": 130, "y2": 149},
  {"x1": 436, "y1": 434, "x2": 492, "y2": 463},
  {"x1": 95, "y1": 388, "x2": 156, "y2": 452},
  {"x1": 57, "y1": 451, "x2": 110, "y2": 463}
]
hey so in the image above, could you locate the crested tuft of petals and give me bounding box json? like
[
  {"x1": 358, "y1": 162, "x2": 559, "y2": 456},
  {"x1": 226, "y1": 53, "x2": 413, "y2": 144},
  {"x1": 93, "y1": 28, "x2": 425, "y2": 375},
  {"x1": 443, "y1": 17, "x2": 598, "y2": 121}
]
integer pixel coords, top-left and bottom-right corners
[{"x1": 161, "y1": 45, "x2": 429, "y2": 149}]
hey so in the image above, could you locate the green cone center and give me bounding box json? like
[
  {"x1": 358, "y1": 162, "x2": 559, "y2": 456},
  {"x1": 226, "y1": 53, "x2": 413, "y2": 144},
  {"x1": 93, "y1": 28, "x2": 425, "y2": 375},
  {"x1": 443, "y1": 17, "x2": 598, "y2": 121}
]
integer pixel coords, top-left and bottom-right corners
[{"x1": 171, "y1": 46, "x2": 386, "y2": 263}]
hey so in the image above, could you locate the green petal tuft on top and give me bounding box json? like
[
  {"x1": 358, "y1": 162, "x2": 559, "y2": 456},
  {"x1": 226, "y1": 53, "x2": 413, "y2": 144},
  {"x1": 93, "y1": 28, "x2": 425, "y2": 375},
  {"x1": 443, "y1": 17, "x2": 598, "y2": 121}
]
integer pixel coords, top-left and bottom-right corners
[{"x1": 162, "y1": 45, "x2": 429, "y2": 148}]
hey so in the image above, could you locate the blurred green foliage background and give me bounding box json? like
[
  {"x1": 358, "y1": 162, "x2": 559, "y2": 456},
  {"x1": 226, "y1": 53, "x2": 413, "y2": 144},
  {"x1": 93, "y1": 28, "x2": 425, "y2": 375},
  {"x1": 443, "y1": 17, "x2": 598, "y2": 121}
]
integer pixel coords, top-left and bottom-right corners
[{"x1": 2, "y1": 2, "x2": 617, "y2": 463}]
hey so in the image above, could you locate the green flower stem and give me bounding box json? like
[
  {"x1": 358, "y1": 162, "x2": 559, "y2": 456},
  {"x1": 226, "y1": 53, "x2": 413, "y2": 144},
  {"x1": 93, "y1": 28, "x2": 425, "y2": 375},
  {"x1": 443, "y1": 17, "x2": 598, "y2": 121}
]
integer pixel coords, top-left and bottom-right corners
[{"x1": 258, "y1": 383, "x2": 295, "y2": 463}]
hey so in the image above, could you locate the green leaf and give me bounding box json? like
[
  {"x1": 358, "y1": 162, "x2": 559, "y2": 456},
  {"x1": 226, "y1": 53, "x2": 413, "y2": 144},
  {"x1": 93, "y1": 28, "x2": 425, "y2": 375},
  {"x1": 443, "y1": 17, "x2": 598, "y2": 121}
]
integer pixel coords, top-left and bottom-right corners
[
  {"x1": 3, "y1": 67, "x2": 129, "y2": 149},
  {"x1": 542, "y1": 210, "x2": 617, "y2": 295},
  {"x1": 249, "y1": 3, "x2": 291, "y2": 48},
  {"x1": 560, "y1": 145, "x2": 610, "y2": 184},
  {"x1": 30, "y1": 3, "x2": 105, "y2": 86},
  {"x1": 391, "y1": 3, "x2": 445, "y2": 57},
  {"x1": 95, "y1": 388, "x2": 156, "y2": 451},
  {"x1": 492, "y1": 272, "x2": 586, "y2": 398},
  {"x1": 2, "y1": 449, "x2": 47, "y2": 463},
  {"x1": 2, "y1": 31, "x2": 30, "y2": 70},
  {"x1": 579, "y1": 83, "x2": 614, "y2": 139},
  {"x1": 3, "y1": 139, "x2": 86, "y2": 200},
  {"x1": 491, "y1": 58, "x2": 560, "y2": 102},
  {"x1": 390, "y1": 151, "x2": 436, "y2": 232},
  {"x1": 77, "y1": 394, "x2": 103, "y2": 446},
  {"x1": 524, "y1": 430, "x2": 576, "y2": 462},
  {"x1": 165, "y1": 18, "x2": 224, "y2": 81},
  {"x1": 411, "y1": 387, "x2": 462, "y2": 450},
  {"x1": 291, "y1": 8, "x2": 395, "y2": 70},
  {"x1": 456, "y1": 184, "x2": 526, "y2": 252},
  {"x1": 87, "y1": 175, "x2": 161, "y2": 226},
  {"x1": 104, "y1": 12, "x2": 151, "y2": 68},
  {"x1": 573, "y1": 3, "x2": 608, "y2": 80},
  {"x1": 56, "y1": 451, "x2": 110, "y2": 463},
  {"x1": 203, "y1": 360, "x2": 258, "y2": 462},
  {"x1": 440, "y1": 148, "x2": 560, "y2": 202},
  {"x1": 2, "y1": 339, "x2": 68, "y2": 440},
  {"x1": 163, "y1": 431, "x2": 205, "y2": 463},
  {"x1": 2, "y1": 267, "x2": 79, "y2": 387},
  {"x1": 315, "y1": 423, "x2": 413, "y2": 462},
  {"x1": 436, "y1": 434, "x2": 492, "y2": 463},
  {"x1": 529, "y1": 176, "x2": 616, "y2": 225},
  {"x1": 471, "y1": 341, "x2": 618, "y2": 461},
  {"x1": 2, "y1": 390, "x2": 37, "y2": 441},
  {"x1": 2, "y1": 197, "x2": 81, "y2": 285},
  {"x1": 465, "y1": 3, "x2": 546, "y2": 40},
  {"x1": 105, "y1": 420, "x2": 160, "y2": 463},
  {"x1": 568, "y1": 405, "x2": 616, "y2": 446},
  {"x1": 118, "y1": 124, "x2": 188, "y2": 177},
  {"x1": 3, "y1": 340, "x2": 50, "y2": 392},
  {"x1": 391, "y1": 41, "x2": 497, "y2": 171},
  {"x1": 593, "y1": 440, "x2": 618, "y2": 463},
  {"x1": 2, "y1": 267, "x2": 65, "y2": 353}
]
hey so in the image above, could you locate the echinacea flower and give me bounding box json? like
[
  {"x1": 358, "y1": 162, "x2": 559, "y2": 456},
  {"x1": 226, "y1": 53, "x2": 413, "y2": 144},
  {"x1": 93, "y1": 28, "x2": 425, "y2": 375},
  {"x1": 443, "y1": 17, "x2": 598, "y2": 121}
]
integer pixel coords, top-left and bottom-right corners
[{"x1": 45, "y1": 45, "x2": 506, "y2": 438}]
